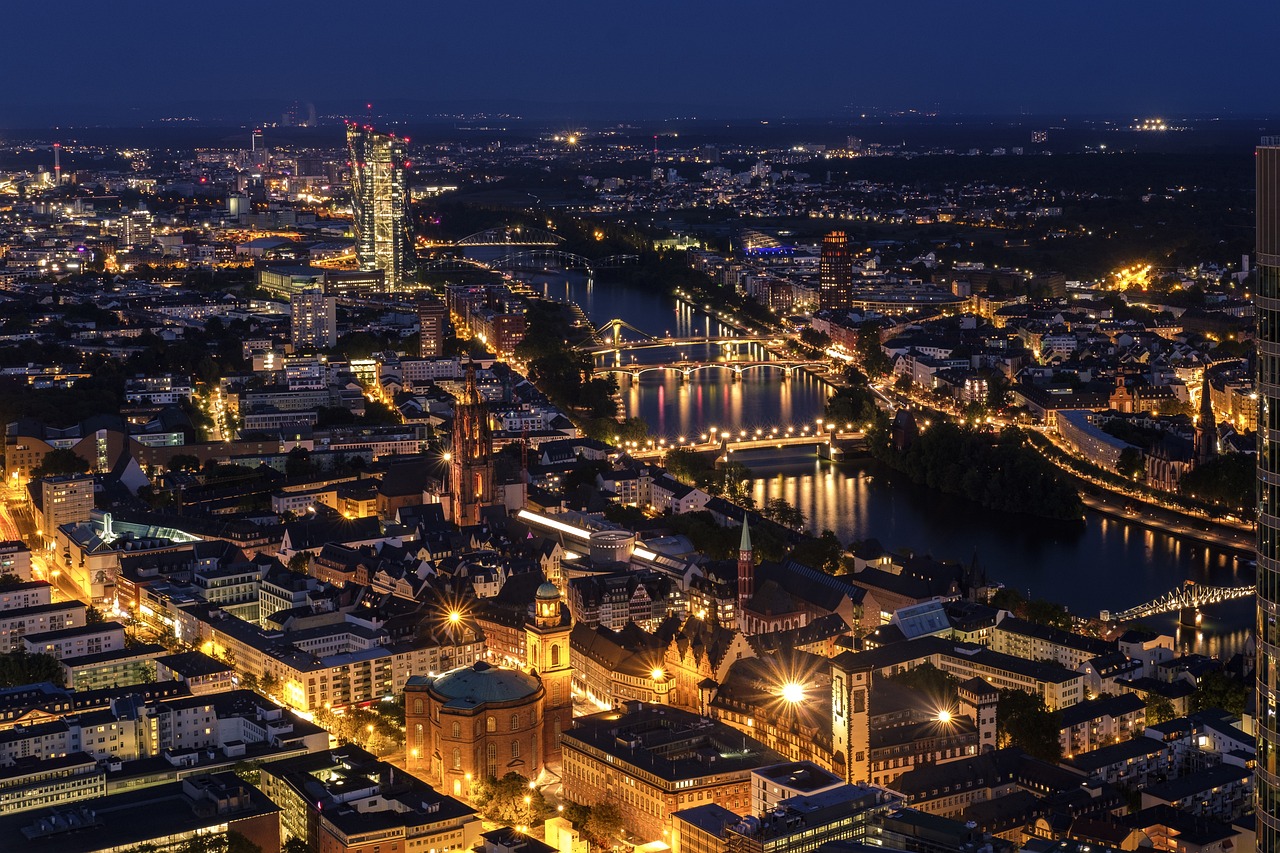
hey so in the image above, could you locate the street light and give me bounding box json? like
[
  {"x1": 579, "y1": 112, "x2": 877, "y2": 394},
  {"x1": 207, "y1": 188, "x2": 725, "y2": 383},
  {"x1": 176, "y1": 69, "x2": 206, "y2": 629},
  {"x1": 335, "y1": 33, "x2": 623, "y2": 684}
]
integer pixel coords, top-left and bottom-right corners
[{"x1": 780, "y1": 682, "x2": 804, "y2": 704}]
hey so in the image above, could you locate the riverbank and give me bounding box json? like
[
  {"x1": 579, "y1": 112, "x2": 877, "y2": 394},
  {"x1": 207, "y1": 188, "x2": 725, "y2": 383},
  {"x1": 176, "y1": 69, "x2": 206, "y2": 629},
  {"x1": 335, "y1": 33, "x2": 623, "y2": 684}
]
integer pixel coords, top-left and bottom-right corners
[{"x1": 1077, "y1": 488, "x2": 1255, "y2": 557}]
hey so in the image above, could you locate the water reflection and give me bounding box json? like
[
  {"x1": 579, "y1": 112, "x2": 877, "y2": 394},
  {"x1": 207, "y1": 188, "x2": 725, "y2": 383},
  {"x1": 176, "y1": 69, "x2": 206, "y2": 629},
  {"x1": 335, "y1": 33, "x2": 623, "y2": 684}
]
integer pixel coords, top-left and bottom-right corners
[{"x1": 524, "y1": 271, "x2": 1254, "y2": 658}]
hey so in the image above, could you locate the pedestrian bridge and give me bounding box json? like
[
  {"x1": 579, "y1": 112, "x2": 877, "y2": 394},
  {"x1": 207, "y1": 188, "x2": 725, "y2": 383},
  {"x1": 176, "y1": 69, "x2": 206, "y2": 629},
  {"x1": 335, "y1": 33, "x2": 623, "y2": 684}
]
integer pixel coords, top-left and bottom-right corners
[{"x1": 1102, "y1": 581, "x2": 1255, "y2": 623}]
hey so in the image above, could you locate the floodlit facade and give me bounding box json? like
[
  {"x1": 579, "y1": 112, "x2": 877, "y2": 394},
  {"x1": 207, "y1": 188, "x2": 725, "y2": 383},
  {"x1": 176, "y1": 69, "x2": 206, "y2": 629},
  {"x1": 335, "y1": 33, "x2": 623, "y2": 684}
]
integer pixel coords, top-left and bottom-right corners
[{"x1": 347, "y1": 123, "x2": 413, "y2": 284}]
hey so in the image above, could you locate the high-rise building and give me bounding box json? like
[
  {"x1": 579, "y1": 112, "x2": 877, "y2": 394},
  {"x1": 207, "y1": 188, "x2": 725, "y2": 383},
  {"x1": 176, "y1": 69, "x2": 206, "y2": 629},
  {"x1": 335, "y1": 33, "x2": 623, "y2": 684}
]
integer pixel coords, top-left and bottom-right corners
[
  {"x1": 418, "y1": 297, "x2": 448, "y2": 357},
  {"x1": 820, "y1": 230, "x2": 853, "y2": 312},
  {"x1": 346, "y1": 123, "x2": 413, "y2": 285},
  {"x1": 1257, "y1": 138, "x2": 1280, "y2": 852},
  {"x1": 41, "y1": 475, "x2": 94, "y2": 538},
  {"x1": 290, "y1": 287, "x2": 336, "y2": 351}
]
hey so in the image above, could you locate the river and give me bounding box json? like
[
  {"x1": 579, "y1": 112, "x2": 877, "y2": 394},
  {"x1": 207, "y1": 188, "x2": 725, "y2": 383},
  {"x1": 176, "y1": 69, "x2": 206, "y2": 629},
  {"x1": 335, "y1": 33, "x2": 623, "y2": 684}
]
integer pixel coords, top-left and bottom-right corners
[{"x1": 525, "y1": 272, "x2": 1255, "y2": 656}]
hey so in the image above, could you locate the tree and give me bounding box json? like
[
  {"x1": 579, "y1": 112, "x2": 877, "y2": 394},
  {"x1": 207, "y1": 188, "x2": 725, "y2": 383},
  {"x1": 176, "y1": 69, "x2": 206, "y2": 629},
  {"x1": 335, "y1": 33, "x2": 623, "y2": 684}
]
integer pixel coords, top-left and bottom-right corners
[
  {"x1": 85, "y1": 605, "x2": 104, "y2": 624},
  {"x1": 664, "y1": 447, "x2": 715, "y2": 485},
  {"x1": 825, "y1": 385, "x2": 878, "y2": 430},
  {"x1": 1145, "y1": 693, "x2": 1176, "y2": 726},
  {"x1": 260, "y1": 671, "x2": 279, "y2": 696},
  {"x1": 472, "y1": 772, "x2": 550, "y2": 827},
  {"x1": 856, "y1": 326, "x2": 891, "y2": 377},
  {"x1": 790, "y1": 530, "x2": 844, "y2": 574},
  {"x1": 0, "y1": 574, "x2": 25, "y2": 590},
  {"x1": 799, "y1": 328, "x2": 831, "y2": 351},
  {"x1": 996, "y1": 689, "x2": 1061, "y2": 762},
  {"x1": 0, "y1": 649, "x2": 65, "y2": 688},
  {"x1": 1116, "y1": 446, "x2": 1145, "y2": 481},
  {"x1": 287, "y1": 552, "x2": 311, "y2": 575},
  {"x1": 285, "y1": 446, "x2": 320, "y2": 479},
  {"x1": 282, "y1": 840, "x2": 310, "y2": 853},
  {"x1": 888, "y1": 663, "x2": 958, "y2": 710},
  {"x1": 1190, "y1": 670, "x2": 1247, "y2": 716},
  {"x1": 31, "y1": 448, "x2": 91, "y2": 480},
  {"x1": 584, "y1": 801, "x2": 625, "y2": 848},
  {"x1": 761, "y1": 497, "x2": 805, "y2": 529},
  {"x1": 167, "y1": 453, "x2": 202, "y2": 473}
]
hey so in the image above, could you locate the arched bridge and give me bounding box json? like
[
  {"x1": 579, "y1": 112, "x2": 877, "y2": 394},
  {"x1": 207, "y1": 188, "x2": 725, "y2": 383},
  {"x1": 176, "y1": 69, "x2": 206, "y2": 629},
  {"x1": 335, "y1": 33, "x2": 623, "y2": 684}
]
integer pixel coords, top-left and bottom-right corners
[
  {"x1": 455, "y1": 226, "x2": 564, "y2": 246},
  {"x1": 491, "y1": 249, "x2": 598, "y2": 273},
  {"x1": 587, "y1": 333, "x2": 783, "y2": 354},
  {"x1": 1102, "y1": 581, "x2": 1255, "y2": 623},
  {"x1": 418, "y1": 256, "x2": 493, "y2": 272},
  {"x1": 595, "y1": 360, "x2": 829, "y2": 381}
]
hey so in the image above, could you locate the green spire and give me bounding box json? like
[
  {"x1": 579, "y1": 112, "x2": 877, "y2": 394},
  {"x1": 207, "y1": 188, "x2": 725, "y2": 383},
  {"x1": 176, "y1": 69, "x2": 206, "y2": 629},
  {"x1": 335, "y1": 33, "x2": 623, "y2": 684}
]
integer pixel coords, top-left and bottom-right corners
[{"x1": 740, "y1": 517, "x2": 752, "y2": 552}]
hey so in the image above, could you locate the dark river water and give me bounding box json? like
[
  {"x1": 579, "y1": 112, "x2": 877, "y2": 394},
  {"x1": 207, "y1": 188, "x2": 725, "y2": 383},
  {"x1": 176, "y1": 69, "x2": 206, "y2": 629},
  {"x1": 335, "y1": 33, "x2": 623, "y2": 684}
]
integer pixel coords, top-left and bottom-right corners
[{"x1": 525, "y1": 272, "x2": 1255, "y2": 656}]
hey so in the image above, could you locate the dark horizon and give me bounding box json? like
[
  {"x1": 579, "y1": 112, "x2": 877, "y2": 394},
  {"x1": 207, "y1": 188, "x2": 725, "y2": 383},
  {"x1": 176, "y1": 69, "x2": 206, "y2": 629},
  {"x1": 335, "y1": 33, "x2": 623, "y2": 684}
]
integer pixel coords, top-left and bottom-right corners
[{"x1": 6, "y1": 0, "x2": 1278, "y2": 128}]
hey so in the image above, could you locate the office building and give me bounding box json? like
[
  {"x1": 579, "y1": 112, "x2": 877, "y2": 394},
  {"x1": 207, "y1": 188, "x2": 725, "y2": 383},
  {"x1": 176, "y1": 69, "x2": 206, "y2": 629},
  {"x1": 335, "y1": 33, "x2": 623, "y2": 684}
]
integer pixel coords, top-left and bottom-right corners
[
  {"x1": 419, "y1": 296, "x2": 448, "y2": 357},
  {"x1": 260, "y1": 747, "x2": 480, "y2": 853},
  {"x1": 40, "y1": 474, "x2": 94, "y2": 537},
  {"x1": 819, "y1": 230, "x2": 853, "y2": 312},
  {"x1": 290, "y1": 287, "x2": 337, "y2": 351},
  {"x1": 347, "y1": 123, "x2": 414, "y2": 285},
  {"x1": 1257, "y1": 137, "x2": 1280, "y2": 852},
  {"x1": 0, "y1": 774, "x2": 280, "y2": 853},
  {"x1": 561, "y1": 702, "x2": 784, "y2": 840}
]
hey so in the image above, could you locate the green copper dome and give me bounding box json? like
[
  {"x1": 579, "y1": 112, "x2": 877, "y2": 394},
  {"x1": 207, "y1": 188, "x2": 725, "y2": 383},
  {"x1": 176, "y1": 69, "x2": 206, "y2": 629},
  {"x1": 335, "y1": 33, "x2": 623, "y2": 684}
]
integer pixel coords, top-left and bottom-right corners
[{"x1": 430, "y1": 661, "x2": 541, "y2": 709}]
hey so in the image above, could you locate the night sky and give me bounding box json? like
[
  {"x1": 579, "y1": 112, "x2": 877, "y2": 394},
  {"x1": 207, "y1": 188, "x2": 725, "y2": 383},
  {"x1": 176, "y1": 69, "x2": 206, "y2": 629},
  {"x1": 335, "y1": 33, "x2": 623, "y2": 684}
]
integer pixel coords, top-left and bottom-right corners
[{"x1": 7, "y1": 0, "x2": 1278, "y2": 125}]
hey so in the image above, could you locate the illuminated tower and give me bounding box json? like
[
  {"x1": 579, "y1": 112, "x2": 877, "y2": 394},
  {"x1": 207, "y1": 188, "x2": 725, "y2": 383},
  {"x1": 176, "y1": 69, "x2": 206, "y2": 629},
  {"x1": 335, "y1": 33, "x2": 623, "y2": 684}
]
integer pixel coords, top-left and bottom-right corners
[
  {"x1": 347, "y1": 123, "x2": 414, "y2": 285},
  {"x1": 526, "y1": 581, "x2": 573, "y2": 761},
  {"x1": 820, "y1": 230, "x2": 853, "y2": 311},
  {"x1": 736, "y1": 518, "x2": 754, "y2": 632},
  {"x1": 1196, "y1": 370, "x2": 1217, "y2": 466},
  {"x1": 830, "y1": 653, "x2": 870, "y2": 784},
  {"x1": 1257, "y1": 138, "x2": 1280, "y2": 850},
  {"x1": 449, "y1": 363, "x2": 494, "y2": 526},
  {"x1": 53, "y1": 143, "x2": 61, "y2": 186}
]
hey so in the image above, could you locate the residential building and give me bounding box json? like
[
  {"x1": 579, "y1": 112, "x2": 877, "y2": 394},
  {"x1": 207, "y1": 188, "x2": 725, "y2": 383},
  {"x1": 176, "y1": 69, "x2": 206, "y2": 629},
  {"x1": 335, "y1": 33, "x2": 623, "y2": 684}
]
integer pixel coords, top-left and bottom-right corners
[
  {"x1": 419, "y1": 296, "x2": 448, "y2": 357},
  {"x1": 291, "y1": 287, "x2": 337, "y2": 351}
]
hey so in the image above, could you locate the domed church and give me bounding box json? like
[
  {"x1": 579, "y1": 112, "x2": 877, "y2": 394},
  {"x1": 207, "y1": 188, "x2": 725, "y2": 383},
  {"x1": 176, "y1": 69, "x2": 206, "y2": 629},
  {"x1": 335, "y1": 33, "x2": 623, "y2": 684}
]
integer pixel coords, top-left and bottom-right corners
[{"x1": 406, "y1": 582, "x2": 572, "y2": 795}]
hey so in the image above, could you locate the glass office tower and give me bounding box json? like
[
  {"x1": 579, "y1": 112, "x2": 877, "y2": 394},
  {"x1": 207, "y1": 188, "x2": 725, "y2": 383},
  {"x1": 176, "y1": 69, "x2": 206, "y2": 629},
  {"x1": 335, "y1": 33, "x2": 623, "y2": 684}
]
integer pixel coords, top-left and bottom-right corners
[
  {"x1": 1257, "y1": 138, "x2": 1280, "y2": 850},
  {"x1": 347, "y1": 123, "x2": 413, "y2": 285}
]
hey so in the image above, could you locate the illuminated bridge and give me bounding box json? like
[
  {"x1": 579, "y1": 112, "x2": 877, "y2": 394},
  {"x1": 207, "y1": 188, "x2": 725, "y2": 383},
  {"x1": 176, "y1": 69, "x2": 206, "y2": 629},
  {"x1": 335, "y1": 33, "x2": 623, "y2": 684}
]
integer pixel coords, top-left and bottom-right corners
[
  {"x1": 594, "y1": 360, "x2": 829, "y2": 381},
  {"x1": 455, "y1": 226, "x2": 565, "y2": 247},
  {"x1": 625, "y1": 429, "x2": 866, "y2": 460},
  {"x1": 1102, "y1": 581, "x2": 1255, "y2": 623},
  {"x1": 586, "y1": 334, "x2": 783, "y2": 354}
]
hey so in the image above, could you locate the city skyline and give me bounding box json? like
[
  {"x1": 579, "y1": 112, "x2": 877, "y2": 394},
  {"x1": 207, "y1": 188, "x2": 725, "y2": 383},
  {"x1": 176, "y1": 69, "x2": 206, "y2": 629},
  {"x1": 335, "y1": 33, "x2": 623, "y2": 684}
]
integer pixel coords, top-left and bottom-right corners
[{"x1": 4, "y1": 1, "x2": 1280, "y2": 126}]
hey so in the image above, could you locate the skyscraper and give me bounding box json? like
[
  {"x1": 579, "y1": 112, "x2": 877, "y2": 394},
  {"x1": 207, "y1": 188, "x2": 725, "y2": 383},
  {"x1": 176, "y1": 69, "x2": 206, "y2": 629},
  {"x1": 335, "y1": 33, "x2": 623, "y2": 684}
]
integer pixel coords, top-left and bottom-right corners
[
  {"x1": 820, "y1": 230, "x2": 853, "y2": 311},
  {"x1": 291, "y1": 287, "x2": 337, "y2": 351},
  {"x1": 347, "y1": 123, "x2": 414, "y2": 285},
  {"x1": 1257, "y1": 138, "x2": 1280, "y2": 851}
]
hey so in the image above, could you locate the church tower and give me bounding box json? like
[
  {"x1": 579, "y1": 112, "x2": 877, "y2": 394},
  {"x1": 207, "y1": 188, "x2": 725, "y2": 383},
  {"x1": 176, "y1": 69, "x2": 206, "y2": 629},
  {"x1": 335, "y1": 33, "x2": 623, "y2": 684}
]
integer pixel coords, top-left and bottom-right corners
[
  {"x1": 1195, "y1": 369, "x2": 1217, "y2": 466},
  {"x1": 526, "y1": 581, "x2": 572, "y2": 761},
  {"x1": 449, "y1": 362, "x2": 495, "y2": 526},
  {"x1": 736, "y1": 518, "x2": 754, "y2": 633}
]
